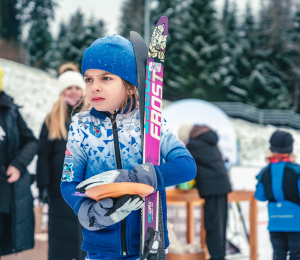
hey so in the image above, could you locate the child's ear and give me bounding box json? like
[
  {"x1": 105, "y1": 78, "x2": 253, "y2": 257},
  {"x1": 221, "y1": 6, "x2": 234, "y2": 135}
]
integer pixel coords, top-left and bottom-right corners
[{"x1": 129, "y1": 86, "x2": 136, "y2": 96}]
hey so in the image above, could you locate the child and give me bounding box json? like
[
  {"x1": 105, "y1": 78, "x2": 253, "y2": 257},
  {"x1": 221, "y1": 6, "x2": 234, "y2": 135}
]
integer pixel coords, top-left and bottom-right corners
[
  {"x1": 60, "y1": 34, "x2": 196, "y2": 260},
  {"x1": 255, "y1": 130, "x2": 300, "y2": 260}
]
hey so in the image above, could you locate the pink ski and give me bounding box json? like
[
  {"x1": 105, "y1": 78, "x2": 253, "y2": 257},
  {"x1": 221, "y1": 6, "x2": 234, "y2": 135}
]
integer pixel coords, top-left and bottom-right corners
[{"x1": 141, "y1": 16, "x2": 168, "y2": 260}]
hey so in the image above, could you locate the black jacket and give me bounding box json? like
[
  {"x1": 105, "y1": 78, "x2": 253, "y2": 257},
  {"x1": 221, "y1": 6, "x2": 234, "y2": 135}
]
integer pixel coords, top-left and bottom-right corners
[
  {"x1": 187, "y1": 130, "x2": 232, "y2": 197},
  {"x1": 0, "y1": 91, "x2": 38, "y2": 255},
  {"x1": 36, "y1": 110, "x2": 84, "y2": 259}
]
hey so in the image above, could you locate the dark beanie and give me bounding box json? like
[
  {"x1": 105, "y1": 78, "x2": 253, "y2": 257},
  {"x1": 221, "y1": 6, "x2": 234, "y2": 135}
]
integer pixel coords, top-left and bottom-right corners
[
  {"x1": 81, "y1": 34, "x2": 137, "y2": 86},
  {"x1": 269, "y1": 130, "x2": 294, "y2": 154}
]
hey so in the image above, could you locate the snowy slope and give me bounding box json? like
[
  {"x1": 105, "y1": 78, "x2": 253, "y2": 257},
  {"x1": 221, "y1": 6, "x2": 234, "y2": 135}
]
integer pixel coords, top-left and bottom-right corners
[
  {"x1": 0, "y1": 58, "x2": 59, "y2": 137},
  {"x1": 232, "y1": 118, "x2": 300, "y2": 167}
]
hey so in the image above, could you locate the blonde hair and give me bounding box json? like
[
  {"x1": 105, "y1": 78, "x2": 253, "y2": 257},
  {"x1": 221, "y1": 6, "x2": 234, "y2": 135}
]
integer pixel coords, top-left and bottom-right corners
[
  {"x1": 45, "y1": 93, "x2": 69, "y2": 140},
  {"x1": 58, "y1": 62, "x2": 80, "y2": 76},
  {"x1": 119, "y1": 79, "x2": 138, "y2": 121}
]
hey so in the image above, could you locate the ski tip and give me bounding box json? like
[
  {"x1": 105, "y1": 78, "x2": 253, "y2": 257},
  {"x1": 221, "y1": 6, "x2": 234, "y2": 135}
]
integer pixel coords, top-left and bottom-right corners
[
  {"x1": 130, "y1": 31, "x2": 147, "y2": 49},
  {"x1": 154, "y1": 16, "x2": 169, "y2": 36},
  {"x1": 157, "y1": 16, "x2": 168, "y2": 25},
  {"x1": 159, "y1": 16, "x2": 168, "y2": 21},
  {"x1": 130, "y1": 31, "x2": 142, "y2": 39}
]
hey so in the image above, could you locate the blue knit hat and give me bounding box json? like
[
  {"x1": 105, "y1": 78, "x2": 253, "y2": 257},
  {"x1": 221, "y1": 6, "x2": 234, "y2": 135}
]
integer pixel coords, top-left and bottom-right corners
[{"x1": 81, "y1": 34, "x2": 137, "y2": 86}]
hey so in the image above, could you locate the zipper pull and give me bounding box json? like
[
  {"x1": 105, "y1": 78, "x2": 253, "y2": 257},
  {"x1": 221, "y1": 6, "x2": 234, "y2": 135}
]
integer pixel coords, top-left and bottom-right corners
[{"x1": 110, "y1": 111, "x2": 118, "y2": 121}]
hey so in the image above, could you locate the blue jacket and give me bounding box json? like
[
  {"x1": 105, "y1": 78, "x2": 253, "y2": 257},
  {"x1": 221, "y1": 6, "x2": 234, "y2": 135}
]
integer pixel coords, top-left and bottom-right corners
[
  {"x1": 60, "y1": 108, "x2": 196, "y2": 258},
  {"x1": 255, "y1": 162, "x2": 300, "y2": 232}
]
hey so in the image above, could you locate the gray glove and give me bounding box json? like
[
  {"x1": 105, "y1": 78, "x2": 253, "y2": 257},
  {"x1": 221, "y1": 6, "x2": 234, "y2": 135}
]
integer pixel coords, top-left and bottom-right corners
[
  {"x1": 76, "y1": 163, "x2": 157, "y2": 193},
  {"x1": 78, "y1": 195, "x2": 144, "y2": 231}
]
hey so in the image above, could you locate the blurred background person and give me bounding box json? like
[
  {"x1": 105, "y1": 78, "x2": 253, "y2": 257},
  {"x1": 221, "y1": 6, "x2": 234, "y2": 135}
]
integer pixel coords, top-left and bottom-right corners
[
  {"x1": 178, "y1": 123, "x2": 232, "y2": 260},
  {"x1": 0, "y1": 66, "x2": 38, "y2": 257},
  {"x1": 255, "y1": 130, "x2": 300, "y2": 260},
  {"x1": 36, "y1": 66, "x2": 85, "y2": 260}
]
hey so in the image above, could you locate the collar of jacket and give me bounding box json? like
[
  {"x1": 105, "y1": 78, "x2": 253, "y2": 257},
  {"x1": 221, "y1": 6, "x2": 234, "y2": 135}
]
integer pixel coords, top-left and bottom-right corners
[
  {"x1": 90, "y1": 99, "x2": 136, "y2": 120},
  {"x1": 0, "y1": 91, "x2": 16, "y2": 108}
]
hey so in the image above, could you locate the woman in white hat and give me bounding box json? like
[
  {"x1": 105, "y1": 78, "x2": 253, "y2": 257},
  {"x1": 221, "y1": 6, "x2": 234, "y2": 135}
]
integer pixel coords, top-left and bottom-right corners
[{"x1": 36, "y1": 70, "x2": 85, "y2": 260}]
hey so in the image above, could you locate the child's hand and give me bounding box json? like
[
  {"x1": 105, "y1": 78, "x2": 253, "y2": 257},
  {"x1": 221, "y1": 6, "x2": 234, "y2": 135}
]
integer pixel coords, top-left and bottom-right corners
[
  {"x1": 76, "y1": 163, "x2": 157, "y2": 193},
  {"x1": 78, "y1": 195, "x2": 144, "y2": 231}
]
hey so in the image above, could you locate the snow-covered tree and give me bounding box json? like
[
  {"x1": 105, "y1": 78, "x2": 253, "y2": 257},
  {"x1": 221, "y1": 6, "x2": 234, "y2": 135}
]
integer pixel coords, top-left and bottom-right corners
[
  {"x1": 118, "y1": 0, "x2": 144, "y2": 39},
  {"x1": 178, "y1": 0, "x2": 226, "y2": 100},
  {"x1": 0, "y1": 0, "x2": 21, "y2": 40},
  {"x1": 221, "y1": 0, "x2": 252, "y2": 102},
  {"x1": 25, "y1": 0, "x2": 55, "y2": 70},
  {"x1": 56, "y1": 11, "x2": 86, "y2": 66},
  {"x1": 288, "y1": 5, "x2": 300, "y2": 111},
  {"x1": 245, "y1": 0, "x2": 293, "y2": 109},
  {"x1": 86, "y1": 17, "x2": 106, "y2": 47},
  {"x1": 151, "y1": 0, "x2": 187, "y2": 100},
  {"x1": 53, "y1": 10, "x2": 106, "y2": 71},
  {"x1": 152, "y1": 0, "x2": 227, "y2": 101}
]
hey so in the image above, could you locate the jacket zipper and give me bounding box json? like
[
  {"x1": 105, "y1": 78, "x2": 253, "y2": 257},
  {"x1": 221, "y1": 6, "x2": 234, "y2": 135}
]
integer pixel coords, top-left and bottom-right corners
[{"x1": 109, "y1": 112, "x2": 128, "y2": 256}]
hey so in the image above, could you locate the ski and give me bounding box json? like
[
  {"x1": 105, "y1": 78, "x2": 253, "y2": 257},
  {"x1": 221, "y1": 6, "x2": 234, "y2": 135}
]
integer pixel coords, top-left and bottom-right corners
[
  {"x1": 130, "y1": 31, "x2": 147, "y2": 146},
  {"x1": 131, "y1": 16, "x2": 169, "y2": 260}
]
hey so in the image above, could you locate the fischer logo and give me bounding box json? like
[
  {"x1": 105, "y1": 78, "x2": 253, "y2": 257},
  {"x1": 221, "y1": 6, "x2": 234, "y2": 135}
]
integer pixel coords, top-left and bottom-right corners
[
  {"x1": 147, "y1": 202, "x2": 153, "y2": 223},
  {"x1": 145, "y1": 62, "x2": 162, "y2": 141},
  {"x1": 65, "y1": 147, "x2": 73, "y2": 159}
]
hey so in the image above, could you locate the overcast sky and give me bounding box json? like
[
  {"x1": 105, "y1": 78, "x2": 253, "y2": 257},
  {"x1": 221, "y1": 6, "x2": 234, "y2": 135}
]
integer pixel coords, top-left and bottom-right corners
[{"x1": 49, "y1": 0, "x2": 261, "y2": 38}]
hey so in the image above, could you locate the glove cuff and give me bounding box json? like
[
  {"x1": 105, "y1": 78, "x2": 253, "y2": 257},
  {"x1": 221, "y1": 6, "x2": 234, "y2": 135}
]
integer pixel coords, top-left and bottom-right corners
[{"x1": 130, "y1": 163, "x2": 157, "y2": 192}]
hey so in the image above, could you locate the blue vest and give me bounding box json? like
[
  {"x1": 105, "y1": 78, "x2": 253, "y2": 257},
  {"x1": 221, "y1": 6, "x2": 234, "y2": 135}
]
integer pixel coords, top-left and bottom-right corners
[{"x1": 256, "y1": 162, "x2": 300, "y2": 232}]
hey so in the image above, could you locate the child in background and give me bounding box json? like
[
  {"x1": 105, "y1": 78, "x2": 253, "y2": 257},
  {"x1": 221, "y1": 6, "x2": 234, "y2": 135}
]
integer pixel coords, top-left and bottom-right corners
[
  {"x1": 255, "y1": 130, "x2": 300, "y2": 260},
  {"x1": 60, "y1": 34, "x2": 196, "y2": 260}
]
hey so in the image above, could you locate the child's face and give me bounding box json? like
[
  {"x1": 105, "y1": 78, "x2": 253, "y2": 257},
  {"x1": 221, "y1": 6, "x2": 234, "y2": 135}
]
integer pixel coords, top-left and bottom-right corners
[{"x1": 84, "y1": 69, "x2": 131, "y2": 114}]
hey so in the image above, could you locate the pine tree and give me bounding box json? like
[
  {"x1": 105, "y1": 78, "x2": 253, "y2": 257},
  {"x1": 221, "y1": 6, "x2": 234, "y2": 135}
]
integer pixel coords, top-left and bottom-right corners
[
  {"x1": 246, "y1": 0, "x2": 293, "y2": 109},
  {"x1": 237, "y1": 1, "x2": 256, "y2": 102},
  {"x1": 57, "y1": 10, "x2": 86, "y2": 66},
  {"x1": 243, "y1": 1, "x2": 255, "y2": 45},
  {"x1": 27, "y1": 20, "x2": 53, "y2": 69},
  {"x1": 25, "y1": 0, "x2": 55, "y2": 70},
  {"x1": 151, "y1": 0, "x2": 187, "y2": 100},
  {"x1": 118, "y1": 0, "x2": 144, "y2": 39},
  {"x1": 221, "y1": 0, "x2": 251, "y2": 102},
  {"x1": 0, "y1": 0, "x2": 26, "y2": 63},
  {"x1": 54, "y1": 10, "x2": 106, "y2": 71},
  {"x1": 161, "y1": 0, "x2": 226, "y2": 101},
  {"x1": 288, "y1": 5, "x2": 300, "y2": 111},
  {"x1": 85, "y1": 17, "x2": 106, "y2": 47},
  {"x1": 0, "y1": 0, "x2": 21, "y2": 40}
]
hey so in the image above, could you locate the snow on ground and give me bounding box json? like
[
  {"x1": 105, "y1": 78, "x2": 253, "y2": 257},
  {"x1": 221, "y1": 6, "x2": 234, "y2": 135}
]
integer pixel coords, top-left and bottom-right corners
[
  {"x1": 229, "y1": 166, "x2": 272, "y2": 260},
  {"x1": 231, "y1": 118, "x2": 300, "y2": 167},
  {"x1": 0, "y1": 58, "x2": 58, "y2": 137}
]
